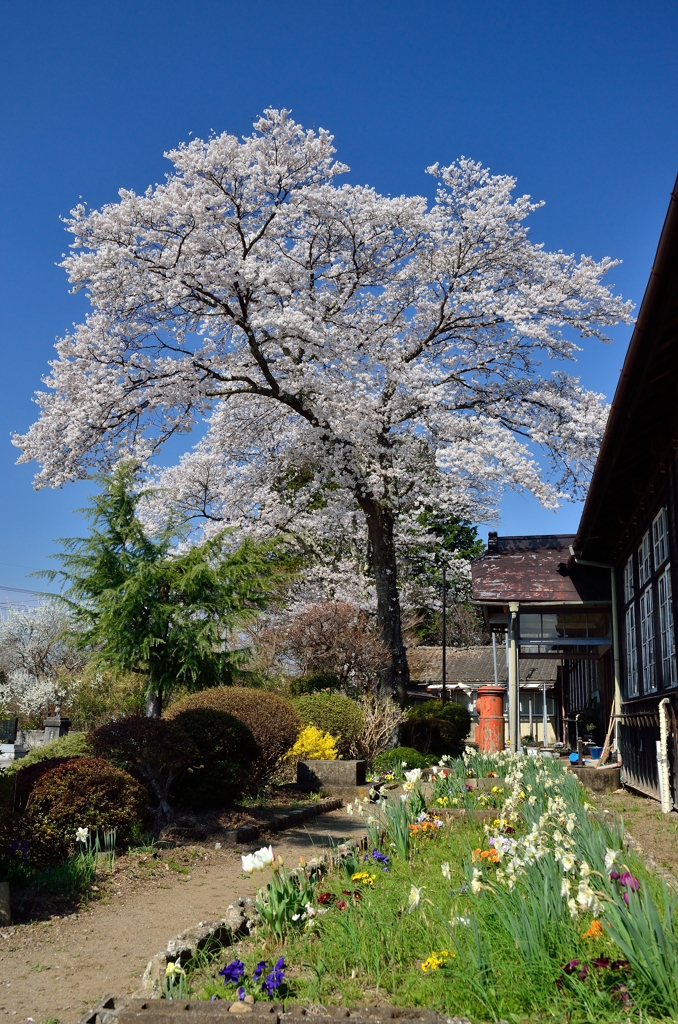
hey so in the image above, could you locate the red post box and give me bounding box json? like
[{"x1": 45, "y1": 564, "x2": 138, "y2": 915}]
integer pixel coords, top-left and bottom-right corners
[{"x1": 476, "y1": 685, "x2": 506, "y2": 753}]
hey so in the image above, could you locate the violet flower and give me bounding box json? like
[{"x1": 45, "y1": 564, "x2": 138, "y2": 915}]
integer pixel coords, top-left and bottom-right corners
[{"x1": 219, "y1": 959, "x2": 245, "y2": 984}]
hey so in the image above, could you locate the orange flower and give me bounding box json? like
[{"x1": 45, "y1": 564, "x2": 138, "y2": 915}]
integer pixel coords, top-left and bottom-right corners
[{"x1": 583, "y1": 919, "x2": 605, "y2": 939}]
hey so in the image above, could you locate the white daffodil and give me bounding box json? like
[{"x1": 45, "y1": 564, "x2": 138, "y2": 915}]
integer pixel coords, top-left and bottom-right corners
[
  {"x1": 407, "y1": 884, "x2": 424, "y2": 912},
  {"x1": 561, "y1": 878, "x2": 571, "y2": 898},
  {"x1": 441, "y1": 861, "x2": 451, "y2": 880},
  {"x1": 604, "y1": 848, "x2": 619, "y2": 872},
  {"x1": 579, "y1": 860, "x2": 591, "y2": 880},
  {"x1": 75, "y1": 826, "x2": 89, "y2": 844},
  {"x1": 560, "y1": 851, "x2": 576, "y2": 872},
  {"x1": 471, "y1": 868, "x2": 483, "y2": 894}
]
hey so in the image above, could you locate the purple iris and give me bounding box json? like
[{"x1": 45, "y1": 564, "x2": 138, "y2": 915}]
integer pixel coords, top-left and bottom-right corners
[
  {"x1": 620, "y1": 871, "x2": 640, "y2": 891},
  {"x1": 219, "y1": 959, "x2": 245, "y2": 984}
]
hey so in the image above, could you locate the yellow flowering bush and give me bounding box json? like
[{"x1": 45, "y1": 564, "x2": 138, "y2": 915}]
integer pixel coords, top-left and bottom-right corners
[{"x1": 285, "y1": 725, "x2": 340, "y2": 762}]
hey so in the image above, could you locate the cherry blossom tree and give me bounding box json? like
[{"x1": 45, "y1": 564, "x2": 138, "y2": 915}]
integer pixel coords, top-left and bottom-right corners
[{"x1": 14, "y1": 110, "x2": 633, "y2": 700}]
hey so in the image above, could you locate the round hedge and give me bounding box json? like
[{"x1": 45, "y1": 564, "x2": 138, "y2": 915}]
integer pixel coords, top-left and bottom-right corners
[
  {"x1": 290, "y1": 694, "x2": 364, "y2": 757},
  {"x1": 166, "y1": 687, "x2": 300, "y2": 782},
  {"x1": 169, "y1": 707, "x2": 259, "y2": 807},
  {"x1": 373, "y1": 746, "x2": 434, "y2": 772},
  {"x1": 24, "y1": 757, "x2": 147, "y2": 861}
]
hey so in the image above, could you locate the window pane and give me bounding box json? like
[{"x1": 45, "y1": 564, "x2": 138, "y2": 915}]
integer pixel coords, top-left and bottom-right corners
[
  {"x1": 653, "y1": 507, "x2": 669, "y2": 569},
  {"x1": 623, "y1": 556, "x2": 634, "y2": 604},
  {"x1": 541, "y1": 614, "x2": 558, "y2": 640},
  {"x1": 658, "y1": 565, "x2": 677, "y2": 688},
  {"x1": 639, "y1": 585, "x2": 656, "y2": 692},
  {"x1": 638, "y1": 531, "x2": 652, "y2": 587},
  {"x1": 519, "y1": 613, "x2": 541, "y2": 639},
  {"x1": 625, "y1": 605, "x2": 638, "y2": 697}
]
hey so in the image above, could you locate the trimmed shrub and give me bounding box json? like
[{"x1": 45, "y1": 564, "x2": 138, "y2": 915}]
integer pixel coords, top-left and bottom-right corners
[
  {"x1": 13, "y1": 757, "x2": 81, "y2": 814},
  {"x1": 291, "y1": 694, "x2": 364, "y2": 758},
  {"x1": 169, "y1": 707, "x2": 259, "y2": 807},
  {"x1": 166, "y1": 687, "x2": 300, "y2": 783},
  {"x1": 373, "y1": 746, "x2": 434, "y2": 772},
  {"x1": 88, "y1": 716, "x2": 196, "y2": 824},
  {"x1": 285, "y1": 725, "x2": 339, "y2": 762},
  {"x1": 402, "y1": 701, "x2": 472, "y2": 755},
  {"x1": 5, "y1": 733, "x2": 88, "y2": 776},
  {"x1": 23, "y1": 757, "x2": 147, "y2": 861},
  {"x1": 288, "y1": 672, "x2": 341, "y2": 696}
]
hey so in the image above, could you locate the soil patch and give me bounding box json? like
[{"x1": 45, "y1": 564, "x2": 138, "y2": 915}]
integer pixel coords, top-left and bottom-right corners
[{"x1": 591, "y1": 785, "x2": 678, "y2": 879}]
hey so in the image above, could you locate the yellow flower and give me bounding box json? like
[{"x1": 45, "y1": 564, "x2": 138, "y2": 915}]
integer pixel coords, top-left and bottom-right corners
[
  {"x1": 351, "y1": 871, "x2": 376, "y2": 886},
  {"x1": 421, "y1": 949, "x2": 455, "y2": 972}
]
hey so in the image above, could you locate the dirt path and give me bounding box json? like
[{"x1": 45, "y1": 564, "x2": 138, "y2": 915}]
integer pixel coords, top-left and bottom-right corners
[{"x1": 0, "y1": 809, "x2": 367, "y2": 1024}]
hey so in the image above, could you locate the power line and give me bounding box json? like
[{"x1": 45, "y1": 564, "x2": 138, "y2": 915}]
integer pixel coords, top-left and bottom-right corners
[{"x1": 0, "y1": 584, "x2": 59, "y2": 597}]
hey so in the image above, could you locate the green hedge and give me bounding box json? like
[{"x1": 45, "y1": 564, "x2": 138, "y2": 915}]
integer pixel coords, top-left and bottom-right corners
[
  {"x1": 402, "y1": 701, "x2": 471, "y2": 755},
  {"x1": 290, "y1": 693, "x2": 364, "y2": 757},
  {"x1": 373, "y1": 747, "x2": 435, "y2": 772}
]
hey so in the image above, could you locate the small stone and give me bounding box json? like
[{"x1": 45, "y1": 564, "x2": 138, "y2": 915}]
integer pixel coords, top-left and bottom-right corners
[
  {"x1": 228, "y1": 1002, "x2": 253, "y2": 1013},
  {"x1": 244, "y1": 995, "x2": 254, "y2": 1004}
]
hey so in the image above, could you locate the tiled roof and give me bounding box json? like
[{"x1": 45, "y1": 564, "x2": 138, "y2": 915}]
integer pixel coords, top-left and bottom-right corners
[{"x1": 408, "y1": 646, "x2": 558, "y2": 684}]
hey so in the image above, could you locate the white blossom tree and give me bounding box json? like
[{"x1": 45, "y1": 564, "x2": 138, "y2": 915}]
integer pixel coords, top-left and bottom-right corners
[
  {"x1": 0, "y1": 604, "x2": 85, "y2": 718},
  {"x1": 14, "y1": 110, "x2": 633, "y2": 699}
]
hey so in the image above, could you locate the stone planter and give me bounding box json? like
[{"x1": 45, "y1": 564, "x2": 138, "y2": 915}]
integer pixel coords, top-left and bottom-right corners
[{"x1": 297, "y1": 759, "x2": 366, "y2": 789}]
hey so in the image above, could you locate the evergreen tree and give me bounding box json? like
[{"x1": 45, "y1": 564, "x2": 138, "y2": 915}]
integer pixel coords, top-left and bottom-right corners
[{"x1": 40, "y1": 465, "x2": 293, "y2": 716}]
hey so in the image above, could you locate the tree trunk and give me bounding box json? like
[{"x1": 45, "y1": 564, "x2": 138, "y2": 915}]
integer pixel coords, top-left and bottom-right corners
[
  {"x1": 360, "y1": 500, "x2": 410, "y2": 703},
  {"x1": 146, "y1": 691, "x2": 162, "y2": 718}
]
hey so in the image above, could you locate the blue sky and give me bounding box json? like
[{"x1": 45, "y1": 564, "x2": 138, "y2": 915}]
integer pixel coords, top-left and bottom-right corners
[{"x1": 0, "y1": 0, "x2": 676, "y2": 594}]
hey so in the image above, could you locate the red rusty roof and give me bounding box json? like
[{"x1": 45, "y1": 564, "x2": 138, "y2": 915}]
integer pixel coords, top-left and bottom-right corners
[{"x1": 471, "y1": 534, "x2": 610, "y2": 605}]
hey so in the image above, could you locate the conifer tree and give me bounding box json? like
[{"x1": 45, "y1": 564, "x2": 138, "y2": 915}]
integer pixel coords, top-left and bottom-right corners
[{"x1": 41, "y1": 465, "x2": 293, "y2": 716}]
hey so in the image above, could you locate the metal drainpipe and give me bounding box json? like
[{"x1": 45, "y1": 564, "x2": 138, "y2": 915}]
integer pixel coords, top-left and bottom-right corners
[
  {"x1": 570, "y1": 551, "x2": 622, "y2": 758},
  {"x1": 658, "y1": 698, "x2": 673, "y2": 812},
  {"x1": 508, "y1": 602, "x2": 520, "y2": 753}
]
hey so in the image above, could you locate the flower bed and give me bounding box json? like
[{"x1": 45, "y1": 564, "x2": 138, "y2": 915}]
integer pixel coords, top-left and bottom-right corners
[{"x1": 175, "y1": 749, "x2": 678, "y2": 1021}]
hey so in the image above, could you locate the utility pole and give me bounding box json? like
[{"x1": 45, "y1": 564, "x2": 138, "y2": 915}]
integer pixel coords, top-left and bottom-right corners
[{"x1": 441, "y1": 564, "x2": 447, "y2": 704}]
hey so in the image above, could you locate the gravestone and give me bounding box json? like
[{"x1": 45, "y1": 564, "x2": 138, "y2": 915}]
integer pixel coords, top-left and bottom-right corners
[
  {"x1": 0, "y1": 719, "x2": 17, "y2": 744},
  {"x1": 43, "y1": 716, "x2": 71, "y2": 743}
]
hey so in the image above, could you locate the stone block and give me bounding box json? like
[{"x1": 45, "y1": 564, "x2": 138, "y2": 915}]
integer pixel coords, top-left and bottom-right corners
[
  {"x1": 570, "y1": 765, "x2": 621, "y2": 792},
  {"x1": 118, "y1": 1001, "x2": 280, "y2": 1024},
  {"x1": 297, "y1": 760, "x2": 366, "y2": 789}
]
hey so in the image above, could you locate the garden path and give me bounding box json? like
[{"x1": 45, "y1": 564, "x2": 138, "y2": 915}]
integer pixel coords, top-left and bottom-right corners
[{"x1": 0, "y1": 808, "x2": 367, "y2": 1024}]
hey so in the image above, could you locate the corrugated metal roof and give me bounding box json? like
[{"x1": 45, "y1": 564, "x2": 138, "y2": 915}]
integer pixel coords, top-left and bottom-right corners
[
  {"x1": 471, "y1": 541, "x2": 611, "y2": 604},
  {"x1": 408, "y1": 646, "x2": 558, "y2": 684}
]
